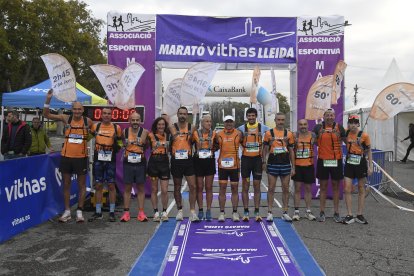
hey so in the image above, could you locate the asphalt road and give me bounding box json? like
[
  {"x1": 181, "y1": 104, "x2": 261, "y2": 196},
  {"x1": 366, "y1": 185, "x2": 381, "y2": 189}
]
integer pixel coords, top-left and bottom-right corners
[{"x1": 1, "y1": 141, "x2": 414, "y2": 275}]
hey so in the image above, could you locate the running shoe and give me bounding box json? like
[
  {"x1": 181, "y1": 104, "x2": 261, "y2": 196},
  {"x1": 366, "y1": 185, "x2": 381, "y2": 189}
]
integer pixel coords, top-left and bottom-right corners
[
  {"x1": 292, "y1": 211, "x2": 300, "y2": 221},
  {"x1": 254, "y1": 212, "x2": 262, "y2": 222},
  {"x1": 400, "y1": 159, "x2": 407, "y2": 163},
  {"x1": 161, "y1": 211, "x2": 169, "y2": 222},
  {"x1": 305, "y1": 211, "x2": 317, "y2": 221},
  {"x1": 333, "y1": 213, "x2": 342, "y2": 223},
  {"x1": 317, "y1": 211, "x2": 326, "y2": 222},
  {"x1": 266, "y1": 212, "x2": 274, "y2": 222},
  {"x1": 109, "y1": 212, "x2": 116, "y2": 222},
  {"x1": 198, "y1": 210, "x2": 204, "y2": 221},
  {"x1": 342, "y1": 215, "x2": 355, "y2": 224},
  {"x1": 120, "y1": 211, "x2": 130, "y2": 222},
  {"x1": 218, "y1": 212, "x2": 225, "y2": 222},
  {"x1": 190, "y1": 211, "x2": 200, "y2": 222},
  {"x1": 153, "y1": 211, "x2": 161, "y2": 222},
  {"x1": 88, "y1": 212, "x2": 103, "y2": 222},
  {"x1": 355, "y1": 215, "x2": 368, "y2": 224},
  {"x1": 176, "y1": 209, "x2": 183, "y2": 221},
  {"x1": 232, "y1": 212, "x2": 240, "y2": 222},
  {"x1": 281, "y1": 212, "x2": 293, "y2": 222},
  {"x1": 137, "y1": 211, "x2": 148, "y2": 222},
  {"x1": 59, "y1": 210, "x2": 71, "y2": 223},
  {"x1": 242, "y1": 211, "x2": 249, "y2": 222},
  {"x1": 76, "y1": 210, "x2": 85, "y2": 223},
  {"x1": 205, "y1": 210, "x2": 212, "y2": 221}
]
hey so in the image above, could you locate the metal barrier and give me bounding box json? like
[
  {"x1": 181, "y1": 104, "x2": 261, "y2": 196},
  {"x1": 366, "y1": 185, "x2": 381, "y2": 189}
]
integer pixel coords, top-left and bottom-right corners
[{"x1": 367, "y1": 150, "x2": 394, "y2": 192}]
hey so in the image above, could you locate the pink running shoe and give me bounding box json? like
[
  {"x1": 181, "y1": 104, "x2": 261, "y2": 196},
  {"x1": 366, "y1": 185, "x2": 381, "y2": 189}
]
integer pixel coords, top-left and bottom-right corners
[
  {"x1": 120, "y1": 211, "x2": 131, "y2": 222},
  {"x1": 137, "y1": 211, "x2": 148, "y2": 222}
]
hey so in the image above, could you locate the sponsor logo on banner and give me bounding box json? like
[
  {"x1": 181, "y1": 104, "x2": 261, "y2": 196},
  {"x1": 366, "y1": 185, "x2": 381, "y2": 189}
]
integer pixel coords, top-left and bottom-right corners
[
  {"x1": 107, "y1": 13, "x2": 155, "y2": 33},
  {"x1": 192, "y1": 249, "x2": 266, "y2": 264},
  {"x1": 195, "y1": 225, "x2": 256, "y2": 237},
  {"x1": 4, "y1": 177, "x2": 47, "y2": 203},
  {"x1": 156, "y1": 15, "x2": 297, "y2": 63}
]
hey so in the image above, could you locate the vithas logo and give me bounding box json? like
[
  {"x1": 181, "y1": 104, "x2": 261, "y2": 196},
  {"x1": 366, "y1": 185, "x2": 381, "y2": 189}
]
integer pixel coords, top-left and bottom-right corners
[{"x1": 5, "y1": 177, "x2": 47, "y2": 202}]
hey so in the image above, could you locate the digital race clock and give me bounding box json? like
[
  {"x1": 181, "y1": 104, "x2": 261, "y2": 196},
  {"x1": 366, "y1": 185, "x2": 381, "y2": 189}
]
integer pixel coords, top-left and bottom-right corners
[{"x1": 83, "y1": 105, "x2": 145, "y2": 123}]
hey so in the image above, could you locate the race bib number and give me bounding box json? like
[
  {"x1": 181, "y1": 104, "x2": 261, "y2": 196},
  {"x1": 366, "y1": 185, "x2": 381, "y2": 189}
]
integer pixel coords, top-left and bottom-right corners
[
  {"x1": 296, "y1": 149, "x2": 310, "y2": 159},
  {"x1": 128, "y1": 153, "x2": 141, "y2": 163},
  {"x1": 347, "y1": 154, "x2": 361, "y2": 165},
  {"x1": 323, "y1": 160, "x2": 338, "y2": 167},
  {"x1": 198, "y1": 149, "x2": 212, "y2": 159},
  {"x1": 221, "y1": 157, "x2": 234, "y2": 168},
  {"x1": 246, "y1": 142, "x2": 259, "y2": 153},
  {"x1": 98, "y1": 150, "x2": 112, "y2": 161},
  {"x1": 68, "y1": 134, "x2": 83, "y2": 144},
  {"x1": 175, "y1": 150, "x2": 188, "y2": 160},
  {"x1": 273, "y1": 147, "x2": 287, "y2": 155}
]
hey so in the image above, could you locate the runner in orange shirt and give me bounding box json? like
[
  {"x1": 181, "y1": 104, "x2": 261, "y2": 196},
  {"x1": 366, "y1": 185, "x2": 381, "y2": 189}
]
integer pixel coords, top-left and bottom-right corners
[
  {"x1": 342, "y1": 115, "x2": 373, "y2": 224},
  {"x1": 262, "y1": 113, "x2": 295, "y2": 222},
  {"x1": 43, "y1": 89, "x2": 93, "y2": 223},
  {"x1": 291, "y1": 119, "x2": 317, "y2": 221},
  {"x1": 215, "y1": 115, "x2": 243, "y2": 222},
  {"x1": 312, "y1": 108, "x2": 346, "y2": 223}
]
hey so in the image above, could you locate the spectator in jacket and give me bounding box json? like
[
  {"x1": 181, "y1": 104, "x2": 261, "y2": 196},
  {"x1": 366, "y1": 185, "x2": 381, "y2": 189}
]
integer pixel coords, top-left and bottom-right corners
[
  {"x1": 29, "y1": 117, "x2": 54, "y2": 156},
  {"x1": 1, "y1": 110, "x2": 32, "y2": 159}
]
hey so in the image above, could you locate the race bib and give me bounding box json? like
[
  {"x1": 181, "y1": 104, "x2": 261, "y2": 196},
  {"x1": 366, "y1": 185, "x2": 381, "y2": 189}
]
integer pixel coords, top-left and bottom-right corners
[
  {"x1": 296, "y1": 149, "x2": 310, "y2": 159},
  {"x1": 198, "y1": 149, "x2": 212, "y2": 159},
  {"x1": 98, "y1": 150, "x2": 112, "y2": 161},
  {"x1": 175, "y1": 150, "x2": 188, "y2": 160},
  {"x1": 68, "y1": 134, "x2": 83, "y2": 144},
  {"x1": 221, "y1": 157, "x2": 234, "y2": 168},
  {"x1": 128, "y1": 153, "x2": 141, "y2": 163},
  {"x1": 347, "y1": 154, "x2": 361, "y2": 165},
  {"x1": 273, "y1": 147, "x2": 287, "y2": 155},
  {"x1": 246, "y1": 142, "x2": 259, "y2": 153},
  {"x1": 323, "y1": 160, "x2": 338, "y2": 167}
]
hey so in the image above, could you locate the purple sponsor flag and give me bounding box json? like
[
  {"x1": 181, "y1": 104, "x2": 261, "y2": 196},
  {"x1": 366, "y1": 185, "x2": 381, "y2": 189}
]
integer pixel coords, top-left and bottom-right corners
[
  {"x1": 107, "y1": 13, "x2": 156, "y2": 194},
  {"x1": 163, "y1": 220, "x2": 301, "y2": 276},
  {"x1": 156, "y1": 15, "x2": 297, "y2": 64},
  {"x1": 297, "y1": 16, "x2": 345, "y2": 198}
]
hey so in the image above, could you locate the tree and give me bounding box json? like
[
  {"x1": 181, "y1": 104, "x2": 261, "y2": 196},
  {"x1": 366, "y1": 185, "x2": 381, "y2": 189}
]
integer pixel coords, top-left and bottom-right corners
[
  {"x1": 277, "y1": 92, "x2": 290, "y2": 114},
  {"x1": 0, "y1": 0, "x2": 106, "y2": 95}
]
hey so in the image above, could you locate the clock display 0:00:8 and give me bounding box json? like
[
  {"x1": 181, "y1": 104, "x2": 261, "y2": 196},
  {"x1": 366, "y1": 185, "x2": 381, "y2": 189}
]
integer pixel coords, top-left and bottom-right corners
[{"x1": 93, "y1": 107, "x2": 136, "y2": 122}]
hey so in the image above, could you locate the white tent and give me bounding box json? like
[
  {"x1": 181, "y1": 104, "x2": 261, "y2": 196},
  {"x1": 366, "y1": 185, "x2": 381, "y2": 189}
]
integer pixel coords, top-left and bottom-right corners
[{"x1": 344, "y1": 58, "x2": 414, "y2": 160}]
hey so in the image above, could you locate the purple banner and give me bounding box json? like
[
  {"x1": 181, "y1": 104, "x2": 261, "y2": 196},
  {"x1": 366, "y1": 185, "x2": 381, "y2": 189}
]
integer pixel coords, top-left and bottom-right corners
[
  {"x1": 296, "y1": 16, "x2": 345, "y2": 198},
  {"x1": 107, "y1": 13, "x2": 156, "y2": 194},
  {"x1": 163, "y1": 220, "x2": 301, "y2": 276},
  {"x1": 156, "y1": 15, "x2": 297, "y2": 63}
]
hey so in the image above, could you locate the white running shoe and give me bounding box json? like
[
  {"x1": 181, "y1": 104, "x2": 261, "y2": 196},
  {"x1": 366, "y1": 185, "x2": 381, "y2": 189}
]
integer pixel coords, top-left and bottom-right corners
[
  {"x1": 232, "y1": 212, "x2": 240, "y2": 222},
  {"x1": 266, "y1": 212, "x2": 274, "y2": 222},
  {"x1": 305, "y1": 211, "x2": 317, "y2": 221},
  {"x1": 190, "y1": 211, "x2": 200, "y2": 222},
  {"x1": 218, "y1": 212, "x2": 225, "y2": 222},
  {"x1": 281, "y1": 212, "x2": 293, "y2": 222},
  {"x1": 153, "y1": 211, "x2": 160, "y2": 222},
  {"x1": 161, "y1": 211, "x2": 169, "y2": 222},
  {"x1": 59, "y1": 210, "x2": 71, "y2": 223},
  {"x1": 76, "y1": 210, "x2": 84, "y2": 223},
  {"x1": 292, "y1": 211, "x2": 300, "y2": 221},
  {"x1": 176, "y1": 209, "x2": 183, "y2": 221}
]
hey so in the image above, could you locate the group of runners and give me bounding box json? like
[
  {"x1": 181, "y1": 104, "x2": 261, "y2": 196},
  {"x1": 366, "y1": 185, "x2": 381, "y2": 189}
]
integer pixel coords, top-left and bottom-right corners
[{"x1": 43, "y1": 89, "x2": 372, "y2": 225}]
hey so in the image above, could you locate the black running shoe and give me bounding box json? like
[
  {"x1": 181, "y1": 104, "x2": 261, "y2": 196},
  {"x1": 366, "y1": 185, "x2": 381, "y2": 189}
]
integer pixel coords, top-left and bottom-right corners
[
  {"x1": 88, "y1": 212, "x2": 103, "y2": 222},
  {"x1": 342, "y1": 215, "x2": 355, "y2": 224},
  {"x1": 109, "y1": 212, "x2": 116, "y2": 222},
  {"x1": 355, "y1": 215, "x2": 368, "y2": 224}
]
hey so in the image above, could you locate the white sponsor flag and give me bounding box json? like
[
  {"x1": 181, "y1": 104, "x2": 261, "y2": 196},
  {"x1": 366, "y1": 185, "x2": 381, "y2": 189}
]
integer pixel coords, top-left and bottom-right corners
[
  {"x1": 332, "y1": 60, "x2": 347, "y2": 104},
  {"x1": 41, "y1": 53, "x2": 76, "y2": 102},
  {"x1": 250, "y1": 66, "x2": 261, "y2": 104},
  {"x1": 114, "y1": 62, "x2": 145, "y2": 110},
  {"x1": 180, "y1": 62, "x2": 220, "y2": 105},
  {"x1": 163, "y1": 78, "x2": 182, "y2": 116},
  {"x1": 305, "y1": 75, "x2": 333, "y2": 120},
  {"x1": 270, "y1": 67, "x2": 280, "y2": 113},
  {"x1": 90, "y1": 64, "x2": 123, "y2": 104}
]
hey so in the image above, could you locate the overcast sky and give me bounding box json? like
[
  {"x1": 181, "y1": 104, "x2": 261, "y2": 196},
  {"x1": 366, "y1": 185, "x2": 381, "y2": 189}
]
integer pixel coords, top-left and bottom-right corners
[{"x1": 84, "y1": 0, "x2": 414, "y2": 108}]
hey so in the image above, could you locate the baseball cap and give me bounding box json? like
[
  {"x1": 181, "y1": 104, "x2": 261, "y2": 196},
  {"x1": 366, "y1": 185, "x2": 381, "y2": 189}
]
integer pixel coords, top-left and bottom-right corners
[
  {"x1": 223, "y1": 115, "x2": 234, "y2": 122},
  {"x1": 348, "y1": 114, "x2": 360, "y2": 123}
]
